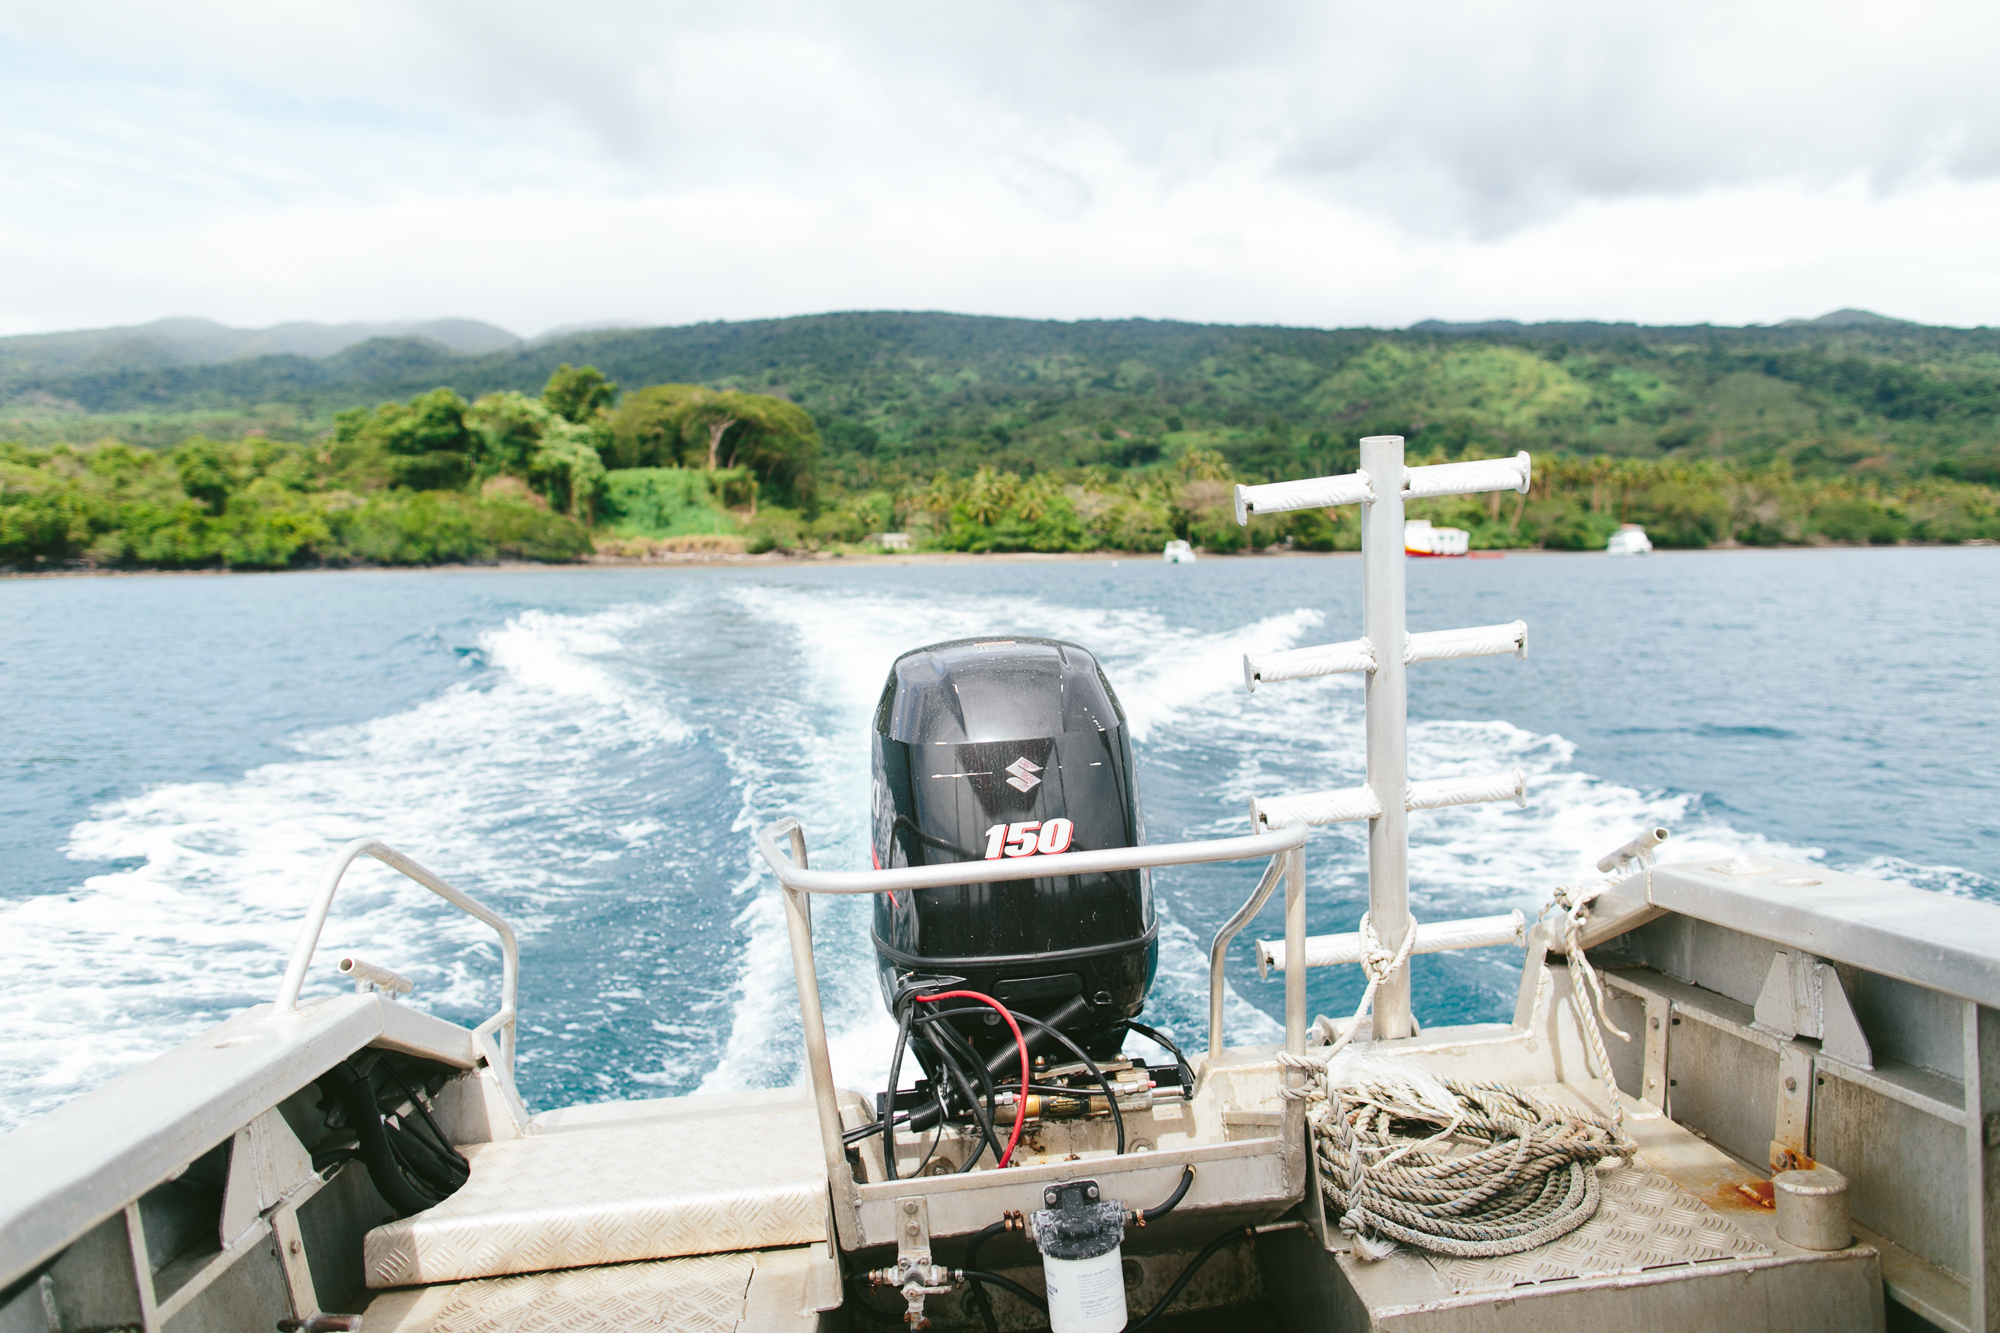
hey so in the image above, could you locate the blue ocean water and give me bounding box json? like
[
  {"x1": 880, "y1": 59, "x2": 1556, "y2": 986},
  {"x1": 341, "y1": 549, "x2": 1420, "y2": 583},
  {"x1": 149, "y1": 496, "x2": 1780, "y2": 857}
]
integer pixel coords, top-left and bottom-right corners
[{"x1": 1, "y1": 548, "x2": 1995, "y2": 1131}]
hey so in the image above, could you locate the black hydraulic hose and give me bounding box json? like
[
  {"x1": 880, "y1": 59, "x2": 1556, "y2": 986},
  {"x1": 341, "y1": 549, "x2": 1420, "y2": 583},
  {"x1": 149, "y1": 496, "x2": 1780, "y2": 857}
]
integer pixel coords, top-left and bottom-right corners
[
  {"x1": 919, "y1": 1014, "x2": 1006, "y2": 1173},
  {"x1": 385, "y1": 1123, "x2": 463, "y2": 1194},
  {"x1": 882, "y1": 1004, "x2": 916, "y2": 1182},
  {"x1": 1128, "y1": 1228, "x2": 1246, "y2": 1331},
  {"x1": 926, "y1": 1004, "x2": 1125, "y2": 1154},
  {"x1": 389, "y1": 1068, "x2": 470, "y2": 1175},
  {"x1": 1141, "y1": 1165, "x2": 1196, "y2": 1224},
  {"x1": 318, "y1": 1063, "x2": 436, "y2": 1217},
  {"x1": 841, "y1": 1277, "x2": 906, "y2": 1326},
  {"x1": 956, "y1": 1269, "x2": 1048, "y2": 1315},
  {"x1": 917, "y1": 1018, "x2": 1004, "y2": 1173},
  {"x1": 962, "y1": 1219, "x2": 1009, "y2": 1333},
  {"x1": 903, "y1": 994, "x2": 1090, "y2": 1135}
]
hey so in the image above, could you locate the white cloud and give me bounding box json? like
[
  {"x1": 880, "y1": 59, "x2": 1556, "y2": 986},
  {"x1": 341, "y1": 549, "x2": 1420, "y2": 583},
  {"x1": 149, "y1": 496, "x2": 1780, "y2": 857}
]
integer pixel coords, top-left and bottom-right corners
[{"x1": 0, "y1": 0, "x2": 1995, "y2": 334}]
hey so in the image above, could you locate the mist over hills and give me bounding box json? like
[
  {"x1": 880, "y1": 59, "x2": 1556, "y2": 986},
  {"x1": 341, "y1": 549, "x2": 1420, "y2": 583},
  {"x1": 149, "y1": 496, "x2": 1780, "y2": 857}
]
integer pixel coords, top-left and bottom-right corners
[
  {"x1": 0, "y1": 316, "x2": 520, "y2": 382},
  {"x1": 2, "y1": 308, "x2": 1996, "y2": 486}
]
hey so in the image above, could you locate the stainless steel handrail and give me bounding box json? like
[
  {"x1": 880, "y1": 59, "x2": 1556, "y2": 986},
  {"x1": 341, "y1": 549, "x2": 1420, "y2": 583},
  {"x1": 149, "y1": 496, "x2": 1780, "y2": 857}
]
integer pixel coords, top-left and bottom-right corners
[
  {"x1": 274, "y1": 838, "x2": 520, "y2": 1074},
  {"x1": 757, "y1": 815, "x2": 1312, "y2": 1250},
  {"x1": 755, "y1": 816, "x2": 1304, "y2": 893},
  {"x1": 1208, "y1": 855, "x2": 1286, "y2": 1059}
]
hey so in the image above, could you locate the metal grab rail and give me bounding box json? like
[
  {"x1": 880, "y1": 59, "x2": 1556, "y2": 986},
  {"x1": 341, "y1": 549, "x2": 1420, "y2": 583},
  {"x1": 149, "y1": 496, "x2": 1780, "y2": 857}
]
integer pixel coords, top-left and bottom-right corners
[
  {"x1": 753, "y1": 819, "x2": 1306, "y2": 893},
  {"x1": 757, "y1": 815, "x2": 1311, "y2": 1251},
  {"x1": 1208, "y1": 855, "x2": 1286, "y2": 1059},
  {"x1": 274, "y1": 838, "x2": 520, "y2": 1075}
]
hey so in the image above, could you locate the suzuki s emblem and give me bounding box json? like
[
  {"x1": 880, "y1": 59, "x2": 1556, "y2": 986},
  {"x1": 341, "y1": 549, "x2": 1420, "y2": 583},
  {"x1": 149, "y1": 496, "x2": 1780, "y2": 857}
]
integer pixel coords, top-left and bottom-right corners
[{"x1": 1004, "y1": 757, "x2": 1043, "y2": 793}]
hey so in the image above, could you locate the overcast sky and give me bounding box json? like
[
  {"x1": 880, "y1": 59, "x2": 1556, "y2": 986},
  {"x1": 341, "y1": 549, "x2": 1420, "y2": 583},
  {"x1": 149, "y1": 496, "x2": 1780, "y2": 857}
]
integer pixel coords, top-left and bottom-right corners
[{"x1": 2, "y1": 1, "x2": 1996, "y2": 337}]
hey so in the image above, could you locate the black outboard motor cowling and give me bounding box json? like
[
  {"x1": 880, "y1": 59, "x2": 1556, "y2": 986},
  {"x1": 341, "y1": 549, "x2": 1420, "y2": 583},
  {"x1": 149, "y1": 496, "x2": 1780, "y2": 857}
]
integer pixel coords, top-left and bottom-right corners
[{"x1": 871, "y1": 638, "x2": 1154, "y2": 1060}]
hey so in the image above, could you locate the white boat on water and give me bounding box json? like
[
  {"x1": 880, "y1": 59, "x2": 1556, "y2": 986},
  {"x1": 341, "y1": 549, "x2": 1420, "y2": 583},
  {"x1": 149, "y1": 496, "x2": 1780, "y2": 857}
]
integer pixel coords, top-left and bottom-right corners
[
  {"x1": 1403, "y1": 518, "x2": 1469, "y2": 557},
  {"x1": 1607, "y1": 524, "x2": 1653, "y2": 556},
  {"x1": 1163, "y1": 539, "x2": 1196, "y2": 563},
  {"x1": 3, "y1": 435, "x2": 1983, "y2": 1333}
]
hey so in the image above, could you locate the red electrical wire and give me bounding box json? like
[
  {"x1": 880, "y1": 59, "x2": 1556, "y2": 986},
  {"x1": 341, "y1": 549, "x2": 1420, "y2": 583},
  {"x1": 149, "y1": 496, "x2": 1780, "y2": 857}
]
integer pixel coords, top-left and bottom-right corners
[{"x1": 914, "y1": 989, "x2": 1030, "y2": 1169}]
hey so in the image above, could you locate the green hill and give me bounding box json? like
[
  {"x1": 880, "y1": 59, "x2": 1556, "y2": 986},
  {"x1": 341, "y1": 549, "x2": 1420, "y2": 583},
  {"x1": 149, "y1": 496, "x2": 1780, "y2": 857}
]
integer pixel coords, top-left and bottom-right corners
[
  {"x1": 4, "y1": 310, "x2": 1997, "y2": 487},
  {"x1": 5, "y1": 310, "x2": 1999, "y2": 569}
]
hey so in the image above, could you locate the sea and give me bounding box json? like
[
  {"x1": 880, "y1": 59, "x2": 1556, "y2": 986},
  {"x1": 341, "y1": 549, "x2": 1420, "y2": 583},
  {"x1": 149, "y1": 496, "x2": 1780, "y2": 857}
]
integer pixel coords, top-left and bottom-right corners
[{"x1": 2, "y1": 547, "x2": 1995, "y2": 1132}]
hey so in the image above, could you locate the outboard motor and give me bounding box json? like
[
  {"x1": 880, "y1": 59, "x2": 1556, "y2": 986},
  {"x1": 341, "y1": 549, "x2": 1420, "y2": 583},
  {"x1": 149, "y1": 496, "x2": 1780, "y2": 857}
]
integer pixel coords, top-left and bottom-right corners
[{"x1": 870, "y1": 637, "x2": 1155, "y2": 1061}]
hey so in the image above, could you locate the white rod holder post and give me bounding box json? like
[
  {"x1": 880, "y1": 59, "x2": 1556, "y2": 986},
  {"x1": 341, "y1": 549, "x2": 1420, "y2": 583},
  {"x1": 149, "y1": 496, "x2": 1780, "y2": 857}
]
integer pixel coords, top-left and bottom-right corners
[{"x1": 1361, "y1": 434, "x2": 1414, "y2": 1039}]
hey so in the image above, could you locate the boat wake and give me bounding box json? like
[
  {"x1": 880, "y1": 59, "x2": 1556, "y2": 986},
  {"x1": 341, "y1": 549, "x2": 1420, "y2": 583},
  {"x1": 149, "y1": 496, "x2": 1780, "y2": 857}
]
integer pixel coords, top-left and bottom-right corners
[{"x1": 0, "y1": 579, "x2": 1987, "y2": 1131}]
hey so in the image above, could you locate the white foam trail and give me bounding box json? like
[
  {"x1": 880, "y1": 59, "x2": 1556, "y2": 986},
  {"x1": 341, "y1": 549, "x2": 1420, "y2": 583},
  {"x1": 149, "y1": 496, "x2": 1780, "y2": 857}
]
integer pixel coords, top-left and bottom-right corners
[
  {"x1": 693, "y1": 583, "x2": 1851, "y2": 1102},
  {"x1": 695, "y1": 587, "x2": 1363, "y2": 1094},
  {"x1": 0, "y1": 604, "x2": 689, "y2": 1130}
]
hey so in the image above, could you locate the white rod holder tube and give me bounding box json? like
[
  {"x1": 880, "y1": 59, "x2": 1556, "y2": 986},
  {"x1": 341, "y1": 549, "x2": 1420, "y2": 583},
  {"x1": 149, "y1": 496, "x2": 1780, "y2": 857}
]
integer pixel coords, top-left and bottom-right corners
[
  {"x1": 1597, "y1": 826, "x2": 1671, "y2": 874},
  {"x1": 1234, "y1": 471, "x2": 1375, "y2": 524},
  {"x1": 1405, "y1": 621, "x2": 1528, "y2": 665},
  {"x1": 1252, "y1": 785, "x2": 1383, "y2": 830},
  {"x1": 1259, "y1": 910, "x2": 1526, "y2": 975},
  {"x1": 338, "y1": 956, "x2": 414, "y2": 996},
  {"x1": 1361, "y1": 434, "x2": 1413, "y2": 1039},
  {"x1": 1403, "y1": 452, "x2": 1532, "y2": 499},
  {"x1": 1406, "y1": 769, "x2": 1528, "y2": 811},
  {"x1": 1244, "y1": 637, "x2": 1376, "y2": 691}
]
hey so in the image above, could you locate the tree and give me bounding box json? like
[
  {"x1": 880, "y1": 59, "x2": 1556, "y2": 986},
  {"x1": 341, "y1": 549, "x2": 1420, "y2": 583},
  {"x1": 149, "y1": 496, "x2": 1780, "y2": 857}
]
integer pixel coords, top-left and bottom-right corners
[
  {"x1": 607, "y1": 385, "x2": 820, "y2": 506},
  {"x1": 335, "y1": 388, "x2": 477, "y2": 491},
  {"x1": 543, "y1": 364, "x2": 618, "y2": 424}
]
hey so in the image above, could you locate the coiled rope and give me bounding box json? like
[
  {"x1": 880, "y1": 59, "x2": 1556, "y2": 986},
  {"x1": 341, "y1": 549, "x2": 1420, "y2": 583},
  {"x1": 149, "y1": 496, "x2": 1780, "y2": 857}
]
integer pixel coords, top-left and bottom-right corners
[{"x1": 1279, "y1": 910, "x2": 1635, "y2": 1260}]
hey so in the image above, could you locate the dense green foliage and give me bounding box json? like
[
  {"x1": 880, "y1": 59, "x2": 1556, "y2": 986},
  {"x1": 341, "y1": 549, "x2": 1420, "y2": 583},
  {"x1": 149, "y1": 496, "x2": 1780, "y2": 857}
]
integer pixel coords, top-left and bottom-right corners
[
  {"x1": 0, "y1": 437, "x2": 592, "y2": 569},
  {"x1": 4, "y1": 310, "x2": 1998, "y2": 567},
  {"x1": 598, "y1": 468, "x2": 743, "y2": 539}
]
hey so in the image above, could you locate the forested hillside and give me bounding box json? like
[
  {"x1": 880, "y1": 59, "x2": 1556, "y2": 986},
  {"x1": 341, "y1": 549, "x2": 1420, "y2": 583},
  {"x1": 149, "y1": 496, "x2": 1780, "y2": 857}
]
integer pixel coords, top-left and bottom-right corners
[{"x1": 4, "y1": 309, "x2": 1998, "y2": 568}]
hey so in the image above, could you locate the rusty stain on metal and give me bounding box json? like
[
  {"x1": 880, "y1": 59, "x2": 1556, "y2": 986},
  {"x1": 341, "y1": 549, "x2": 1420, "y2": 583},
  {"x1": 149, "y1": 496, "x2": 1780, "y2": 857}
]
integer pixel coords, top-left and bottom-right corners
[{"x1": 1735, "y1": 1181, "x2": 1777, "y2": 1209}]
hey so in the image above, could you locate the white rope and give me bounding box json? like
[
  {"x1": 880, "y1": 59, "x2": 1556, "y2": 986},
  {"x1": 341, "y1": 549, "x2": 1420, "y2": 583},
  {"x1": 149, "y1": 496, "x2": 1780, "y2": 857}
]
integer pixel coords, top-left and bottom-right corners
[
  {"x1": 1280, "y1": 911, "x2": 1418, "y2": 1093},
  {"x1": 1541, "y1": 861, "x2": 1652, "y2": 1128}
]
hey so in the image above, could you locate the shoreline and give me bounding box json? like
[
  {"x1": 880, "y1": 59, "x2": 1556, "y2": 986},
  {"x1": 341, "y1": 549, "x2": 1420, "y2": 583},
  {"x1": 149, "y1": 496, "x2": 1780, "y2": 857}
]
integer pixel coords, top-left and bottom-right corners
[{"x1": 3, "y1": 539, "x2": 1992, "y2": 581}]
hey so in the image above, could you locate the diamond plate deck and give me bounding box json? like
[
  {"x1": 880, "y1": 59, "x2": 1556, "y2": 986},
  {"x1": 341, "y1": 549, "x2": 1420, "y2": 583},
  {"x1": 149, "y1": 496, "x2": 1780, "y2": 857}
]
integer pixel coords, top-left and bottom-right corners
[
  {"x1": 1422, "y1": 1156, "x2": 1770, "y2": 1294},
  {"x1": 420, "y1": 1252, "x2": 757, "y2": 1333},
  {"x1": 365, "y1": 1092, "x2": 829, "y2": 1287}
]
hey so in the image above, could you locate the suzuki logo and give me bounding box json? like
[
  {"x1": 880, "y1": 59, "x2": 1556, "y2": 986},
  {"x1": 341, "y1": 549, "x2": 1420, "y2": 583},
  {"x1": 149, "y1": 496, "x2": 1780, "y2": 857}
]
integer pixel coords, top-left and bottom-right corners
[{"x1": 1004, "y1": 757, "x2": 1043, "y2": 793}]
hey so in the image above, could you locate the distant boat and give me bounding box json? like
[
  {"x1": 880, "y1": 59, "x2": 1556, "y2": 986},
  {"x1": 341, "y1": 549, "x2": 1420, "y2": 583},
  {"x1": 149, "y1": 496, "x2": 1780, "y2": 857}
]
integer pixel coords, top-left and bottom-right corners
[
  {"x1": 1607, "y1": 524, "x2": 1653, "y2": 556},
  {"x1": 1404, "y1": 518, "x2": 1470, "y2": 557},
  {"x1": 1163, "y1": 539, "x2": 1196, "y2": 563}
]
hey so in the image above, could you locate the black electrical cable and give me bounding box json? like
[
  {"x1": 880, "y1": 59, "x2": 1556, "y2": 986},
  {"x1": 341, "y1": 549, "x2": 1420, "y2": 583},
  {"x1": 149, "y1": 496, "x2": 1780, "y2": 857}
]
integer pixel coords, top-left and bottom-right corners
[
  {"x1": 961, "y1": 1219, "x2": 1009, "y2": 1333},
  {"x1": 317, "y1": 1063, "x2": 435, "y2": 1217},
  {"x1": 389, "y1": 1068, "x2": 470, "y2": 1176},
  {"x1": 910, "y1": 1090, "x2": 949, "y2": 1178},
  {"x1": 383, "y1": 1127, "x2": 456, "y2": 1197},
  {"x1": 881, "y1": 1004, "x2": 916, "y2": 1182},
  {"x1": 900, "y1": 993, "x2": 1090, "y2": 1137},
  {"x1": 1119, "y1": 1018, "x2": 1197, "y2": 1091},
  {"x1": 917, "y1": 1012, "x2": 1007, "y2": 1173},
  {"x1": 394, "y1": 1121, "x2": 467, "y2": 1188},
  {"x1": 916, "y1": 1016, "x2": 1004, "y2": 1173},
  {"x1": 956, "y1": 1269, "x2": 1048, "y2": 1315},
  {"x1": 1128, "y1": 1228, "x2": 1247, "y2": 1331},
  {"x1": 925, "y1": 1005, "x2": 1125, "y2": 1154},
  {"x1": 1141, "y1": 1165, "x2": 1196, "y2": 1224}
]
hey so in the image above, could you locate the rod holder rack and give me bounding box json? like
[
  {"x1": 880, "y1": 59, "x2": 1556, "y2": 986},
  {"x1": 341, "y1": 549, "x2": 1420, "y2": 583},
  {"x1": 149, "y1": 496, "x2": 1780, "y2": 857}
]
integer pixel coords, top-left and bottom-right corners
[{"x1": 1235, "y1": 436, "x2": 1533, "y2": 1038}]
